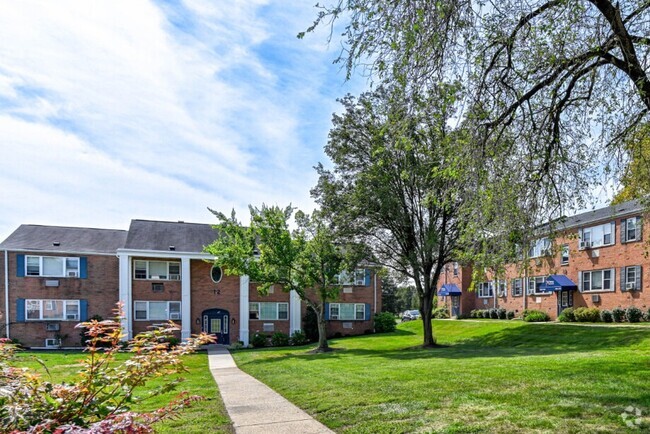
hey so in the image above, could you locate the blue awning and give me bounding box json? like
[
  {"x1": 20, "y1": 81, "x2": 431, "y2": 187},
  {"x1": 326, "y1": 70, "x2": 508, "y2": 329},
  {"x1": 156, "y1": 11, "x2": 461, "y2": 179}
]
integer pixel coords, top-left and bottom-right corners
[
  {"x1": 539, "y1": 275, "x2": 578, "y2": 292},
  {"x1": 438, "y1": 284, "x2": 462, "y2": 296}
]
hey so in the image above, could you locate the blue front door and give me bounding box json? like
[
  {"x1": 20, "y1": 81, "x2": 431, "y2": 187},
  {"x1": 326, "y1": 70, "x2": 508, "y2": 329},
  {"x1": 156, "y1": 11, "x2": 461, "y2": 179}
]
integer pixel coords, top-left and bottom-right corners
[{"x1": 202, "y1": 308, "x2": 230, "y2": 345}]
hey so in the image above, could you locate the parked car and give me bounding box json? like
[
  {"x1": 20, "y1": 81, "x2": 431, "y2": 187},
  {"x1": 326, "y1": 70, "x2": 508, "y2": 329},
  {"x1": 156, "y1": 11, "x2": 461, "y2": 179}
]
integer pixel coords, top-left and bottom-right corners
[{"x1": 401, "y1": 310, "x2": 421, "y2": 322}]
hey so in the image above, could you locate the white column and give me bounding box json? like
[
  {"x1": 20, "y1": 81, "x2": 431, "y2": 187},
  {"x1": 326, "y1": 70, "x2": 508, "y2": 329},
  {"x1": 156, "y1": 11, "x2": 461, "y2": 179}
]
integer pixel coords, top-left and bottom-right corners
[
  {"x1": 239, "y1": 275, "x2": 250, "y2": 346},
  {"x1": 289, "y1": 290, "x2": 301, "y2": 335},
  {"x1": 118, "y1": 254, "x2": 132, "y2": 340},
  {"x1": 181, "y1": 257, "x2": 191, "y2": 341}
]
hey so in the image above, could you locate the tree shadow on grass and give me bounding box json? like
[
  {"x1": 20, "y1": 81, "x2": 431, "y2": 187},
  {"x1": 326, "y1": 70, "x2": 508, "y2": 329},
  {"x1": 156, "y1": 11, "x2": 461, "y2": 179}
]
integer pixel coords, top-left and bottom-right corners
[{"x1": 240, "y1": 323, "x2": 650, "y2": 365}]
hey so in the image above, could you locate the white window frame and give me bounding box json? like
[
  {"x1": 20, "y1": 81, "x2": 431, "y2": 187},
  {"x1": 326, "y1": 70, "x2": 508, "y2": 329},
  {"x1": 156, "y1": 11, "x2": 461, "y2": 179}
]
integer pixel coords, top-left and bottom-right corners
[
  {"x1": 512, "y1": 278, "x2": 523, "y2": 297},
  {"x1": 25, "y1": 299, "x2": 80, "y2": 321},
  {"x1": 625, "y1": 266, "x2": 637, "y2": 286},
  {"x1": 329, "y1": 303, "x2": 366, "y2": 321},
  {"x1": 580, "y1": 269, "x2": 615, "y2": 293},
  {"x1": 133, "y1": 300, "x2": 182, "y2": 321},
  {"x1": 337, "y1": 269, "x2": 366, "y2": 286},
  {"x1": 25, "y1": 256, "x2": 80, "y2": 278},
  {"x1": 560, "y1": 244, "x2": 569, "y2": 265},
  {"x1": 580, "y1": 222, "x2": 615, "y2": 249},
  {"x1": 133, "y1": 260, "x2": 181, "y2": 281},
  {"x1": 497, "y1": 280, "x2": 507, "y2": 297},
  {"x1": 528, "y1": 276, "x2": 547, "y2": 295},
  {"x1": 623, "y1": 217, "x2": 642, "y2": 242},
  {"x1": 478, "y1": 282, "x2": 493, "y2": 298},
  {"x1": 529, "y1": 238, "x2": 551, "y2": 258},
  {"x1": 248, "y1": 302, "x2": 289, "y2": 321}
]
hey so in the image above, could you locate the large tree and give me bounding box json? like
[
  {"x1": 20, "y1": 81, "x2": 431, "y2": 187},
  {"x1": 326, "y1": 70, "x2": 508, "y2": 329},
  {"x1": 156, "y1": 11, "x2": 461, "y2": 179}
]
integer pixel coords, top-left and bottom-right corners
[
  {"x1": 612, "y1": 123, "x2": 650, "y2": 204},
  {"x1": 303, "y1": 0, "x2": 650, "y2": 216},
  {"x1": 205, "y1": 205, "x2": 359, "y2": 352},
  {"x1": 313, "y1": 85, "x2": 472, "y2": 346}
]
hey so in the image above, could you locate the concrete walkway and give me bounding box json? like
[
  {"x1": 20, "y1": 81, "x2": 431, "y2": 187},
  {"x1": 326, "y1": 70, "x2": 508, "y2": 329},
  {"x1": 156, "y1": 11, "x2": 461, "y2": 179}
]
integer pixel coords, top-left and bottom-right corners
[{"x1": 207, "y1": 345, "x2": 333, "y2": 434}]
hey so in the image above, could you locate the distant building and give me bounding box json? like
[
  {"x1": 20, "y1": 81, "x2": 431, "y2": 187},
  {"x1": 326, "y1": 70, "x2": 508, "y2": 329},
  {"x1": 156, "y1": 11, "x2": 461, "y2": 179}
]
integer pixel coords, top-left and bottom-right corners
[
  {"x1": 437, "y1": 199, "x2": 648, "y2": 319},
  {"x1": 0, "y1": 220, "x2": 381, "y2": 348}
]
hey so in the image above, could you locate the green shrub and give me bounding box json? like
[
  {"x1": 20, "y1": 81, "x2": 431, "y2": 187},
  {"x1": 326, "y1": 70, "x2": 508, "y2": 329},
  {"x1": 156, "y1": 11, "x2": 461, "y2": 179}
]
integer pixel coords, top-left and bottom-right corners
[
  {"x1": 573, "y1": 307, "x2": 600, "y2": 322},
  {"x1": 489, "y1": 308, "x2": 499, "y2": 319},
  {"x1": 289, "y1": 330, "x2": 308, "y2": 346},
  {"x1": 522, "y1": 309, "x2": 550, "y2": 322},
  {"x1": 497, "y1": 308, "x2": 506, "y2": 320},
  {"x1": 612, "y1": 307, "x2": 626, "y2": 323},
  {"x1": 557, "y1": 307, "x2": 575, "y2": 322},
  {"x1": 432, "y1": 307, "x2": 450, "y2": 319},
  {"x1": 469, "y1": 309, "x2": 478, "y2": 318},
  {"x1": 506, "y1": 310, "x2": 515, "y2": 320},
  {"x1": 600, "y1": 309, "x2": 613, "y2": 323},
  {"x1": 644, "y1": 309, "x2": 650, "y2": 322},
  {"x1": 626, "y1": 306, "x2": 643, "y2": 323},
  {"x1": 270, "y1": 332, "x2": 290, "y2": 347},
  {"x1": 251, "y1": 332, "x2": 268, "y2": 348},
  {"x1": 481, "y1": 309, "x2": 490, "y2": 318},
  {"x1": 374, "y1": 312, "x2": 397, "y2": 333}
]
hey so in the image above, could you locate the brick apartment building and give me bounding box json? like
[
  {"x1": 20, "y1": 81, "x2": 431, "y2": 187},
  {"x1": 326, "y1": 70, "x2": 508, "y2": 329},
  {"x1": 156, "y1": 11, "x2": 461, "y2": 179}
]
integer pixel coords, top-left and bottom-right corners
[
  {"x1": 0, "y1": 220, "x2": 381, "y2": 348},
  {"x1": 437, "y1": 199, "x2": 649, "y2": 319}
]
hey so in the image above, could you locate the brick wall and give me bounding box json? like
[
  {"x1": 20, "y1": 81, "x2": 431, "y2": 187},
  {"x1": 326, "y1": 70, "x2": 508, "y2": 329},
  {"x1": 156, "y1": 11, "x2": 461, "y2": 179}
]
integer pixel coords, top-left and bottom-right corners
[
  {"x1": 459, "y1": 214, "x2": 650, "y2": 319},
  {"x1": 6, "y1": 251, "x2": 119, "y2": 347}
]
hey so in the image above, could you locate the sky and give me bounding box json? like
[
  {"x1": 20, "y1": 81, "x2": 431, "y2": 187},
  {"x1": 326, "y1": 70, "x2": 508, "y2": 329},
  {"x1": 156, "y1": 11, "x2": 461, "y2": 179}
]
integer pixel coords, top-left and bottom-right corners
[{"x1": 0, "y1": 1, "x2": 365, "y2": 240}]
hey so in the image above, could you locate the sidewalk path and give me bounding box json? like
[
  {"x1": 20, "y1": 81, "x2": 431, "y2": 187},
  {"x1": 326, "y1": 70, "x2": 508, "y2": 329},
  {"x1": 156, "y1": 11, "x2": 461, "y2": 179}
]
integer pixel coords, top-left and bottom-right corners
[{"x1": 207, "y1": 345, "x2": 334, "y2": 434}]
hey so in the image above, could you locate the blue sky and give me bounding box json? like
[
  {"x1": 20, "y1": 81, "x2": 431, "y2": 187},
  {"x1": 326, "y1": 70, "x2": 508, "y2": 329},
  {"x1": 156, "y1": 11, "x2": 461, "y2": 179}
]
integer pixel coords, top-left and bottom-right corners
[{"x1": 0, "y1": 1, "x2": 364, "y2": 239}]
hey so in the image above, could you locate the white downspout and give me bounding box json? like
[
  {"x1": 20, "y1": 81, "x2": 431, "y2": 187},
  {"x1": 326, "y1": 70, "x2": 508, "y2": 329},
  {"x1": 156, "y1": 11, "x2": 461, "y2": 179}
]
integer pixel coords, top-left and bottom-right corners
[{"x1": 4, "y1": 250, "x2": 9, "y2": 339}]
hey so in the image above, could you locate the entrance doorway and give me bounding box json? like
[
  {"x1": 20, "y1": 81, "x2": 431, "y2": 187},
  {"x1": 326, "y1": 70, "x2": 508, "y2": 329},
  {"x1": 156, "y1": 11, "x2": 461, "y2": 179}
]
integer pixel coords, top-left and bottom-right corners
[
  {"x1": 202, "y1": 308, "x2": 230, "y2": 345},
  {"x1": 451, "y1": 295, "x2": 461, "y2": 317},
  {"x1": 557, "y1": 290, "x2": 573, "y2": 316}
]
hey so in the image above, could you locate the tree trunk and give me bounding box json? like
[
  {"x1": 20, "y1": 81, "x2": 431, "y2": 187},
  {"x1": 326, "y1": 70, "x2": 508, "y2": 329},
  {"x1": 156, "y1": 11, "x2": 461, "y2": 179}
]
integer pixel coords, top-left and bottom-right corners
[
  {"x1": 421, "y1": 293, "x2": 436, "y2": 347},
  {"x1": 315, "y1": 304, "x2": 330, "y2": 352}
]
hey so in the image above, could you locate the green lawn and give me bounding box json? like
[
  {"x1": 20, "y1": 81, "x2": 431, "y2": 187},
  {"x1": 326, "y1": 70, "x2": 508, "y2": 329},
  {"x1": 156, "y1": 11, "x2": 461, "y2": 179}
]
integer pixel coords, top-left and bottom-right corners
[
  {"x1": 232, "y1": 320, "x2": 650, "y2": 433},
  {"x1": 13, "y1": 351, "x2": 233, "y2": 433}
]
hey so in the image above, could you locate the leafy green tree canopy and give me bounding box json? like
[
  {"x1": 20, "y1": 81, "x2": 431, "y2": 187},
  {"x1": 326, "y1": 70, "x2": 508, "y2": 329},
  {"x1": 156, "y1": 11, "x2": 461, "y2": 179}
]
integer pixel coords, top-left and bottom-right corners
[{"x1": 205, "y1": 204, "x2": 362, "y2": 352}]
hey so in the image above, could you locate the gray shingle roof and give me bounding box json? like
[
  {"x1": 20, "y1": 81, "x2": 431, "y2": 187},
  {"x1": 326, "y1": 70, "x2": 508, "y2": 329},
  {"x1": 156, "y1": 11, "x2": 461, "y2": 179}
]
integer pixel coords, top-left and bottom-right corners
[
  {"x1": 123, "y1": 219, "x2": 219, "y2": 253},
  {"x1": 0, "y1": 225, "x2": 128, "y2": 254},
  {"x1": 547, "y1": 198, "x2": 645, "y2": 232}
]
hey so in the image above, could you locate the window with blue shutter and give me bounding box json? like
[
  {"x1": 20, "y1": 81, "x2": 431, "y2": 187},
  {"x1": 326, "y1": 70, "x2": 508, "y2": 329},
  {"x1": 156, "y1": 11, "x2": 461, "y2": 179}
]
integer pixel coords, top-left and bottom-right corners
[
  {"x1": 16, "y1": 254, "x2": 25, "y2": 277},
  {"x1": 80, "y1": 300, "x2": 88, "y2": 321},
  {"x1": 80, "y1": 257, "x2": 88, "y2": 279},
  {"x1": 364, "y1": 269, "x2": 371, "y2": 286},
  {"x1": 365, "y1": 303, "x2": 371, "y2": 320},
  {"x1": 324, "y1": 303, "x2": 330, "y2": 320},
  {"x1": 16, "y1": 298, "x2": 25, "y2": 322}
]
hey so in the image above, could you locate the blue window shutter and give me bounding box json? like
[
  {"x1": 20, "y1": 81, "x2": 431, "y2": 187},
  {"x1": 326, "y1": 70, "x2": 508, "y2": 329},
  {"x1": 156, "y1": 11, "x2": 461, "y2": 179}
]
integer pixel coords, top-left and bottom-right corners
[
  {"x1": 324, "y1": 303, "x2": 330, "y2": 320},
  {"x1": 637, "y1": 217, "x2": 643, "y2": 241},
  {"x1": 578, "y1": 272, "x2": 582, "y2": 292},
  {"x1": 365, "y1": 303, "x2": 371, "y2": 320},
  {"x1": 621, "y1": 267, "x2": 627, "y2": 291},
  {"x1": 16, "y1": 254, "x2": 25, "y2": 277},
  {"x1": 80, "y1": 257, "x2": 88, "y2": 279},
  {"x1": 80, "y1": 300, "x2": 88, "y2": 321},
  {"x1": 16, "y1": 298, "x2": 25, "y2": 322},
  {"x1": 636, "y1": 265, "x2": 642, "y2": 290},
  {"x1": 621, "y1": 219, "x2": 628, "y2": 243},
  {"x1": 364, "y1": 269, "x2": 371, "y2": 286}
]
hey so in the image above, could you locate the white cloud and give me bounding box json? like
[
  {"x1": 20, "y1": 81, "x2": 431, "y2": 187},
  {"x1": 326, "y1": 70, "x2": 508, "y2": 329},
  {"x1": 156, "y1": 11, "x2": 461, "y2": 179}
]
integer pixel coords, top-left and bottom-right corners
[{"x1": 0, "y1": 0, "x2": 363, "y2": 239}]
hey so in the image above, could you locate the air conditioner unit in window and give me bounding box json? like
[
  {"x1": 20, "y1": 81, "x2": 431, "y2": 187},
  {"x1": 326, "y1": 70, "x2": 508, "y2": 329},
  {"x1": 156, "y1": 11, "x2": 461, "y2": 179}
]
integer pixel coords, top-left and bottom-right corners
[
  {"x1": 626, "y1": 282, "x2": 636, "y2": 291},
  {"x1": 592, "y1": 294, "x2": 601, "y2": 303},
  {"x1": 46, "y1": 323, "x2": 60, "y2": 331},
  {"x1": 45, "y1": 338, "x2": 60, "y2": 348},
  {"x1": 151, "y1": 275, "x2": 161, "y2": 280},
  {"x1": 169, "y1": 275, "x2": 181, "y2": 281},
  {"x1": 169, "y1": 313, "x2": 181, "y2": 320},
  {"x1": 331, "y1": 315, "x2": 339, "y2": 320},
  {"x1": 66, "y1": 314, "x2": 78, "y2": 320},
  {"x1": 67, "y1": 270, "x2": 78, "y2": 277},
  {"x1": 591, "y1": 249, "x2": 600, "y2": 258},
  {"x1": 579, "y1": 241, "x2": 592, "y2": 249}
]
